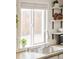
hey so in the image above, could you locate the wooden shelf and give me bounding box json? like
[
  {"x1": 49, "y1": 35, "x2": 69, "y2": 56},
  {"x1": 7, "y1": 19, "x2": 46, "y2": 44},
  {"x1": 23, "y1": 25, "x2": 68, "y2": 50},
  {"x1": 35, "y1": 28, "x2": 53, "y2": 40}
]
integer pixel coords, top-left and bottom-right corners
[
  {"x1": 50, "y1": 31, "x2": 63, "y2": 35},
  {"x1": 51, "y1": 20, "x2": 63, "y2": 22},
  {"x1": 52, "y1": 32, "x2": 63, "y2": 34},
  {"x1": 52, "y1": 7, "x2": 62, "y2": 9}
]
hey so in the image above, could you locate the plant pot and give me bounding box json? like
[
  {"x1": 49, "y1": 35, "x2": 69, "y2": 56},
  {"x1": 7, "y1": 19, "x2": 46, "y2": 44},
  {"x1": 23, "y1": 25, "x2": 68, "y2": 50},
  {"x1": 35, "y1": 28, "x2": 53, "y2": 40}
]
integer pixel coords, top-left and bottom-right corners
[{"x1": 22, "y1": 45, "x2": 26, "y2": 48}]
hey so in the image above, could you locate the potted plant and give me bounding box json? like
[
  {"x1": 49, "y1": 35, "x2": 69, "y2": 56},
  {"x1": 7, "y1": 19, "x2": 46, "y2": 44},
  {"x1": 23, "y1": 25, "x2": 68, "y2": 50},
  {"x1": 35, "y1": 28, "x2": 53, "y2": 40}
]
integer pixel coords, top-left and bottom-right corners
[{"x1": 20, "y1": 38, "x2": 27, "y2": 48}]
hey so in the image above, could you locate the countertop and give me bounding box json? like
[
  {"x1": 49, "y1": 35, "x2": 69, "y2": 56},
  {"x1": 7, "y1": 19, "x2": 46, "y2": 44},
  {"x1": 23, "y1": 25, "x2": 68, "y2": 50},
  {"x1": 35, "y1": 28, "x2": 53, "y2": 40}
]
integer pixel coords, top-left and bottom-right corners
[
  {"x1": 16, "y1": 52, "x2": 45, "y2": 59},
  {"x1": 16, "y1": 45, "x2": 63, "y2": 59}
]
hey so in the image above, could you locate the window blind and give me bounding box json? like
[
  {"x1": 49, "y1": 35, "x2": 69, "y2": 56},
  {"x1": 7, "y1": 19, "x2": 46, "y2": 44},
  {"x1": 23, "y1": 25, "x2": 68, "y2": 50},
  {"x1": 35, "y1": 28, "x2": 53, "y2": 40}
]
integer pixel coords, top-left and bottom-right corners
[{"x1": 21, "y1": 2, "x2": 48, "y2": 9}]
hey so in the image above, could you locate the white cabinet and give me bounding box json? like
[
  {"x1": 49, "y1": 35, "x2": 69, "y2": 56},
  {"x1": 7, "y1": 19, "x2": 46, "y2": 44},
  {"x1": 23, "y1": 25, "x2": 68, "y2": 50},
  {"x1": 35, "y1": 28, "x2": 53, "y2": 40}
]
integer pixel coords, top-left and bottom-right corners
[
  {"x1": 48, "y1": 56, "x2": 58, "y2": 59},
  {"x1": 59, "y1": 54, "x2": 63, "y2": 59}
]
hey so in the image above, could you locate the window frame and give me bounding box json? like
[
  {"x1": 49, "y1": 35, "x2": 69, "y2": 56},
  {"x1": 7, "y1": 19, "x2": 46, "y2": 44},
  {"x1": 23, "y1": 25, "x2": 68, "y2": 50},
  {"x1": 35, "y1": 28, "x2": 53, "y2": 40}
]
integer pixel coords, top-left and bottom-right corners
[{"x1": 20, "y1": 8, "x2": 48, "y2": 46}]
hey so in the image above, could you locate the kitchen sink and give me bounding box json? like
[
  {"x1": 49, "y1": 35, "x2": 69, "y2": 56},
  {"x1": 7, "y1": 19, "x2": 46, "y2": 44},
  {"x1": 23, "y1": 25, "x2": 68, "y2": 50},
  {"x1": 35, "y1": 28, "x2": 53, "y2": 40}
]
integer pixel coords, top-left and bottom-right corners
[{"x1": 29, "y1": 45, "x2": 63, "y2": 54}]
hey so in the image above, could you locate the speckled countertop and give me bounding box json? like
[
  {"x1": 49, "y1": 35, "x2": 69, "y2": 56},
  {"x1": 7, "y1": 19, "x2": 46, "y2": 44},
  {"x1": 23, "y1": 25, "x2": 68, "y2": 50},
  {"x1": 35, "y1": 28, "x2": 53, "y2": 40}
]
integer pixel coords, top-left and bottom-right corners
[
  {"x1": 16, "y1": 52, "x2": 46, "y2": 59},
  {"x1": 16, "y1": 45, "x2": 63, "y2": 59},
  {"x1": 38, "y1": 49, "x2": 63, "y2": 59}
]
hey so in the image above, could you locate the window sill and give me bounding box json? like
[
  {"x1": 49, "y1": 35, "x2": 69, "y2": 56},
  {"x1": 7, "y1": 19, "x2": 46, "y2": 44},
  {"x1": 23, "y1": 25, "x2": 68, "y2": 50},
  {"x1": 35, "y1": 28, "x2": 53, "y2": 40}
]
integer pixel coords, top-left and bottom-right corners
[{"x1": 16, "y1": 42, "x2": 51, "y2": 53}]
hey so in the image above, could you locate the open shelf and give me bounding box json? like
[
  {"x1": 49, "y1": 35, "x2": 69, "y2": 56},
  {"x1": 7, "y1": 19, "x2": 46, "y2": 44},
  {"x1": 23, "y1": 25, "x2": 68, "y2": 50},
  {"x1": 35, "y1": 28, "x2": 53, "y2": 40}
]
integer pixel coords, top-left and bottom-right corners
[
  {"x1": 51, "y1": 20, "x2": 63, "y2": 22},
  {"x1": 52, "y1": 32, "x2": 63, "y2": 35},
  {"x1": 52, "y1": 7, "x2": 63, "y2": 9},
  {"x1": 51, "y1": 30, "x2": 63, "y2": 35}
]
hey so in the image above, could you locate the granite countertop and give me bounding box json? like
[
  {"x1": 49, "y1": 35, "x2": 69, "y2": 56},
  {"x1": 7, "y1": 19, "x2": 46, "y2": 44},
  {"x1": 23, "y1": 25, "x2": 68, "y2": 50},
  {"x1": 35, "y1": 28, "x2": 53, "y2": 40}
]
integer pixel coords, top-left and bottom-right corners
[
  {"x1": 38, "y1": 49, "x2": 63, "y2": 59},
  {"x1": 37, "y1": 45, "x2": 63, "y2": 59},
  {"x1": 16, "y1": 52, "x2": 46, "y2": 59},
  {"x1": 16, "y1": 45, "x2": 63, "y2": 59}
]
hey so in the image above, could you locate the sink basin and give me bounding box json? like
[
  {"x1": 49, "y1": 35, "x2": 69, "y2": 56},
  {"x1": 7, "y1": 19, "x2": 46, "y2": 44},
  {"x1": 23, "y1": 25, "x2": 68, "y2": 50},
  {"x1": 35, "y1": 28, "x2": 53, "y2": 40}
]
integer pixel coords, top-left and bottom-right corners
[
  {"x1": 27, "y1": 45, "x2": 63, "y2": 55},
  {"x1": 39, "y1": 45, "x2": 63, "y2": 54}
]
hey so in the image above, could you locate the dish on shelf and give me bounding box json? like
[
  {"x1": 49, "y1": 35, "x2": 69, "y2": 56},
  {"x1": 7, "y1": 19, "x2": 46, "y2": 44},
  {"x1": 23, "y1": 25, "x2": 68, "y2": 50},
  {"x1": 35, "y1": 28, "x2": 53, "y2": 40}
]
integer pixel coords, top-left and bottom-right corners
[
  {"x1": 53, "y1": 13, "x2": 63, "y2": 20},
  {"x1": 57, "y1": 28, "x2": 63, "y2": 32}
]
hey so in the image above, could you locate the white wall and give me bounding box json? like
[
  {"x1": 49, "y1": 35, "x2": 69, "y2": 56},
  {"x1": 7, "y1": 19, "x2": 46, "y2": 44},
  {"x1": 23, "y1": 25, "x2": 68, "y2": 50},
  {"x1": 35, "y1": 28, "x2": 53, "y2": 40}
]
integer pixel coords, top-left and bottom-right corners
[{"x1": 16, "y1": 0, "x2": 21, "y2": 49}]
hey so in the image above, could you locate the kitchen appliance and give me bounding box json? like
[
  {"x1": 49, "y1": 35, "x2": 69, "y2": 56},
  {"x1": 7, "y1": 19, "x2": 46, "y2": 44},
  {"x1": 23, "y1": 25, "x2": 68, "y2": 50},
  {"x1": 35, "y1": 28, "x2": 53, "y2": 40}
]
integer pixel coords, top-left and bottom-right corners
[{"x1": 57, "y1": 34, "x2": 63, "y2": 44}]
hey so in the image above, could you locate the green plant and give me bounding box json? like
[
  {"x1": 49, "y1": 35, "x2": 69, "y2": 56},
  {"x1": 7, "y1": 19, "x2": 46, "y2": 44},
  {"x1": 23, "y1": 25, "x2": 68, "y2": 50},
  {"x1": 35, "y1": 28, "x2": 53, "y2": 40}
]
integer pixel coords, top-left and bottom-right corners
[
  {"x1": 20, "y1": 38, "x2": 27, "y2": 47},
  {"x1": 16, "y1": 15, "x2": 19, "y2": 28}
]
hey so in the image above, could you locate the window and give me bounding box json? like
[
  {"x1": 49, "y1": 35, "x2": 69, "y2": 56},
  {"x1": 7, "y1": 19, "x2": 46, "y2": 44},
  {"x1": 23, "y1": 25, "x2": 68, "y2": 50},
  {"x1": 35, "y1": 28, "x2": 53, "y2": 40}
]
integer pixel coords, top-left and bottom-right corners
[
  {"x1": 21, "y1": 9, "x2": 32, "y2": 46},
  {"x1": 20, "y1": 8, "x2": 47, "y2": 48},
  {"x1": 33, "y1": 9, "x2": 45, "y2": 44}
]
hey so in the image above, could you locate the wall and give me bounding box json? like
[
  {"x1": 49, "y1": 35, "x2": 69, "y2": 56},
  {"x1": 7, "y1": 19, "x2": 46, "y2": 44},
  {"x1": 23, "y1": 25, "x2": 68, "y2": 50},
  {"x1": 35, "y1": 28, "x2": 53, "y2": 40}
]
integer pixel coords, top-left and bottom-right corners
[
  {"x1": 47, "y1": 0, "x2": 57, "y2": 44},
  {"x1": 16, "y1": 0, "x2": 21, "y2": 49}
]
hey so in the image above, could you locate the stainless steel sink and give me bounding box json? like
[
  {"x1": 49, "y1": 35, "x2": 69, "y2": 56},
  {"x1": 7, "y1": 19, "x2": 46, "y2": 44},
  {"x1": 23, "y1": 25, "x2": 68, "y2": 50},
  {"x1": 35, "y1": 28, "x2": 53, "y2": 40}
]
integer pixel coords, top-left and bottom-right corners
[
  {"x1": 36, "y1": 45, "x2": 63, "y2": 54},
  {"x1": 27, "y1": 45, "x2": 63, "y2": 54}
]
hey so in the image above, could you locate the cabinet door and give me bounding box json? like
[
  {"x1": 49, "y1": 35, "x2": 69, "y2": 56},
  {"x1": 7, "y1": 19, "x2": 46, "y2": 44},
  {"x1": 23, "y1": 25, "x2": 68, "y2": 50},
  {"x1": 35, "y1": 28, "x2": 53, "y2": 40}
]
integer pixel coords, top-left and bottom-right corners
[
  {"x1": 48, "y1": 56, "x2": 58, "y2": 59},
  {"x1": 59, "y1": 54, "x2": 63, "y2": 59}
]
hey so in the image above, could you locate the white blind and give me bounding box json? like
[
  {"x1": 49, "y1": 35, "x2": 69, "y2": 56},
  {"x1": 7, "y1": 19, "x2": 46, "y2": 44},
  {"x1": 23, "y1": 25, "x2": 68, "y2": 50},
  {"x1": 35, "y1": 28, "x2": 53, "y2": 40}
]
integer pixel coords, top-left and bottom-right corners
[{"x1": 21, "y1": 2, "x2": 48, "y2": 9}]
